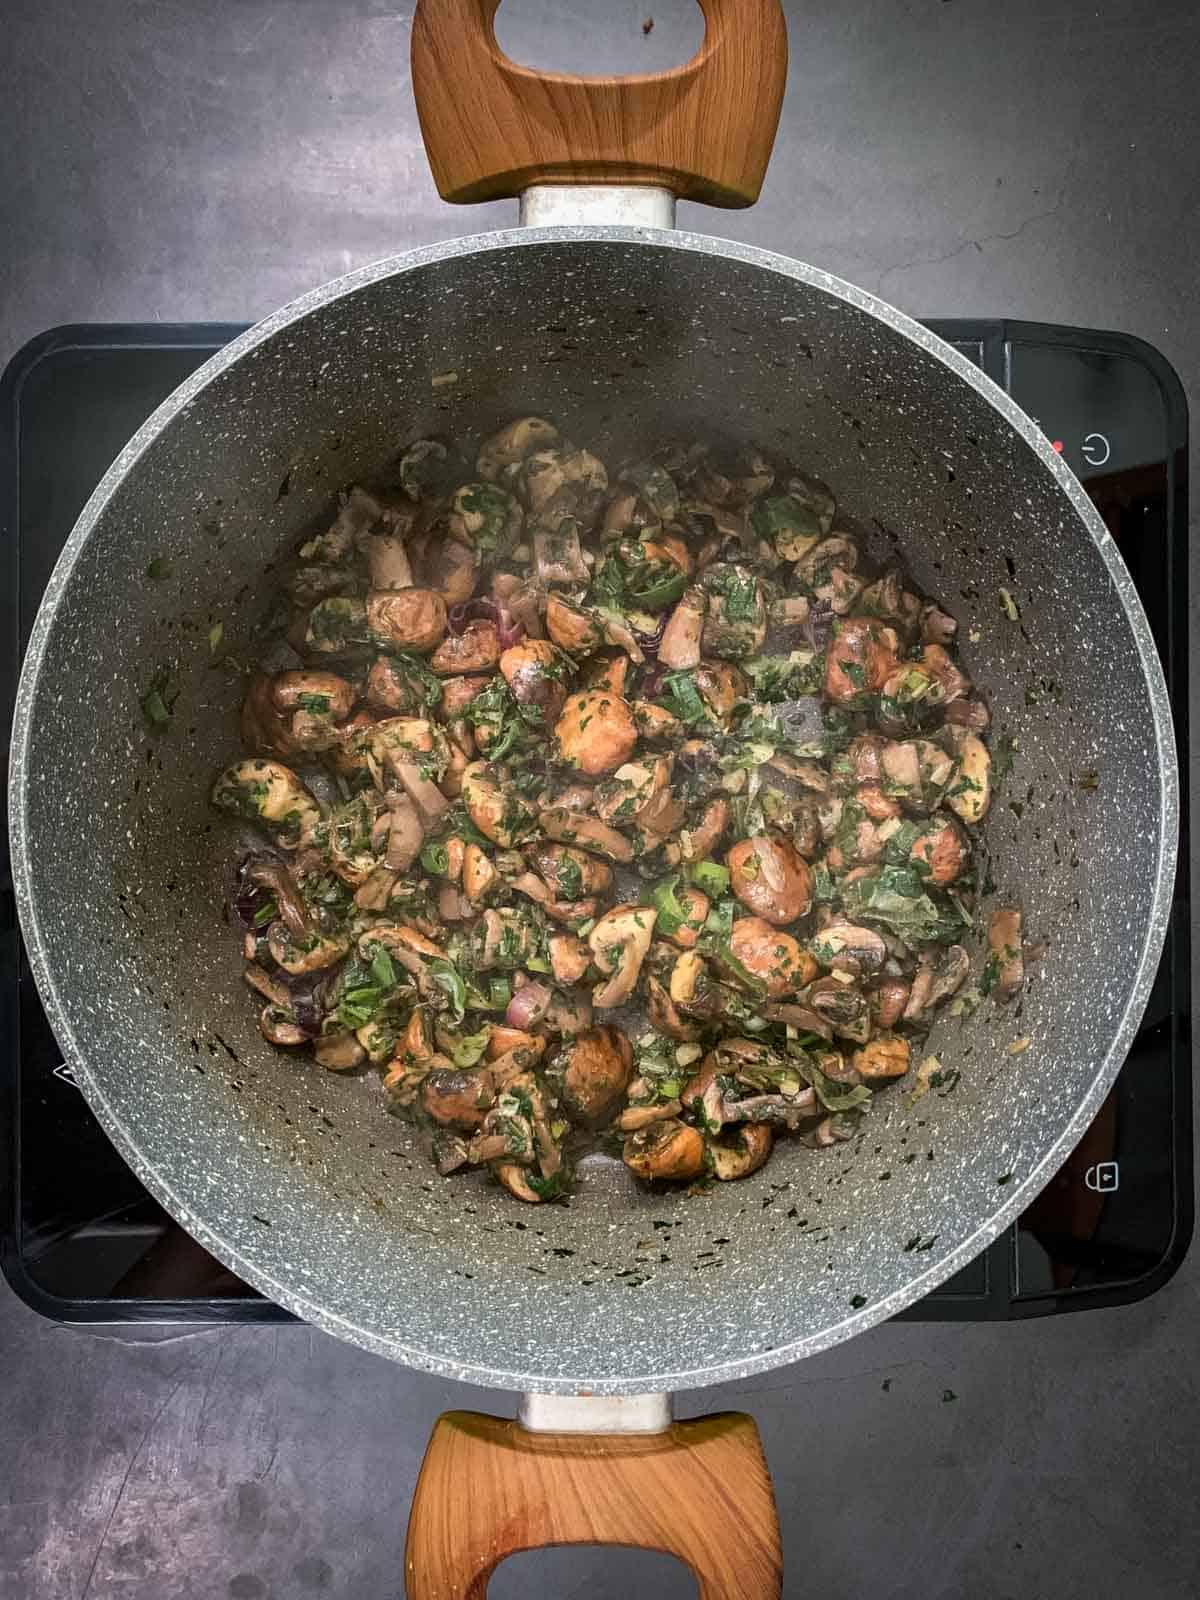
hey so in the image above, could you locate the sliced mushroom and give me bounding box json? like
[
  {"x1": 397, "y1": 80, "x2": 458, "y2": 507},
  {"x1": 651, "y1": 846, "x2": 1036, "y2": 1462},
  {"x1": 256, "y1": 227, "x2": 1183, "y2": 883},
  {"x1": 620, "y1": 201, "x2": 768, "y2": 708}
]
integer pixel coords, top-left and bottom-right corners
[
  {"x1": 240, "y1": 856, "x2": 311, "y2": 938},
  {"x1": 693, "y1": 659, "x2": 748, "y2": 725},
  {"x1": 679, "y1": 797, "x2": 730, "y2": 863},
  {"x1": 384, "y1": 794, "x2": 424, "y2": 871},
  {"x1": 500, "y1": 639, "x2": 569, "y2": 724},
  {"x1": 259, "y1": 1005, "x2": 307, "y2": 1046},
  {"x1": 617, "y1": 1097, "x2": 684, "y2": 1132},
  {"x1": 553, "y1": 689, "x2": 639, "y2": 775},
  {"x1": 623, "y1": 1119, "x2": 706, "y2": 1183},
  {"x1": 824, "y1": 616, "x2": 901, "y2": 706},
  {"x1": 646, "y1": 975, "x2": 703, "y2": 1042},
  {"x1": 945, "y1": 731, "x2": 992, "y2": 823},
  {"x1": 446, "y1": 482, "x2": 522, "y2": 554},
  {"x1": 477, "y1": 416, "x2": 560, "y2": 481},
  {"x1": 538, "y1": 807, "x2": 635, "y2": 863},
  {"x1": 928, "y1": 944, "x2": 971, "y2": 1009},
  {"x1": 658, "y1": 586, "x2": 707, "y2": 670},
  {"x1": 493, "y1": 1161, "x2": 543, "y2": 1203},
  {"x1": 314, "y1": 1033, "x2": 367, "y2": 1071},
  {"x1": 243, "y1": 963, "x2": 290, "y2": 1008},
  {"x1": 267, "y1": 925, "x2": 348, "y2": 976},
  {"x1": 869, "y1": 978, "x2": 910, "y2": 1030},
  {"x1": 709, "y1": 1123, "x2": 774, "y2": 1180},
  {"x1": 462, "y1": 761, "x2": 538, "y2": 847},
  {"x1": 588, "y1": 905, "x2": 658, "y2": 1008},
  {"x1": 910, "y1": 816, "x2": 967, "y2": 885},
  {"x1": 808, "y1": 921, "x2": 887, "y2": 974},
  {"x1": 212, "y1": 759, "x2": 322, "y2": 849},
  {"x1": 988, "y1": 908, "x2": 1024, "y2": 1002}
]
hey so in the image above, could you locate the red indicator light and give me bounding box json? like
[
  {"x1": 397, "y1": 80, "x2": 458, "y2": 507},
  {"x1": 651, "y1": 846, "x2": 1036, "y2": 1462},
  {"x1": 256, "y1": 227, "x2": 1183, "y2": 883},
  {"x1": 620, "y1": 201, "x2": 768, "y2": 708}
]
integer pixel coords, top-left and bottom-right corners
[{"x1": 1051, "y1": 439, "x2": 1064, "y2": 453}]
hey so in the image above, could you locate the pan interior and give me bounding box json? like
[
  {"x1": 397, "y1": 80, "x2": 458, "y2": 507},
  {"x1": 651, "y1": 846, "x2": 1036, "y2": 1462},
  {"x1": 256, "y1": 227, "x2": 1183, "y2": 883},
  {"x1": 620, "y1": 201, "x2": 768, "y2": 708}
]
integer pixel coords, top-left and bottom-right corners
[{"x1": 11, "y1": 233, "x2": 1172, "y2": 1391}]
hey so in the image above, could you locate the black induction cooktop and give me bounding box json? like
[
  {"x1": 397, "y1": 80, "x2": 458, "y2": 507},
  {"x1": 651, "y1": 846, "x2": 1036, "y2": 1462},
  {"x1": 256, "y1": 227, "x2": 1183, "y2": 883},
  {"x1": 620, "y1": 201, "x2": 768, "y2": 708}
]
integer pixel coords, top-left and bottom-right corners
[{"x1": 0, "y1": 320, "x2": 1190, "y2": 1326}]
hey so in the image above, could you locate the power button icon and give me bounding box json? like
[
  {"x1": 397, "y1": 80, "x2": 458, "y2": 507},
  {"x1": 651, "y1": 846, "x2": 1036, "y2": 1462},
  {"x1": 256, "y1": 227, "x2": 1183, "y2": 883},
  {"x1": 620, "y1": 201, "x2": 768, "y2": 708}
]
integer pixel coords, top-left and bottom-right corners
[
  {"x1": 1085, "y1": 1161, "x2": 1120, "y2": 1193},
  {"x1": 1081, "y1": 432, "x2": 1111, "y2": 467}
]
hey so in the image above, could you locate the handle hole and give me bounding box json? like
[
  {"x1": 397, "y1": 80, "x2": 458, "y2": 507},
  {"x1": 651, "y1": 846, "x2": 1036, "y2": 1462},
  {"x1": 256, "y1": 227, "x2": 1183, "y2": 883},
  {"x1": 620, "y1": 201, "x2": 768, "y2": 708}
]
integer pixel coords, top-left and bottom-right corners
[
  {"x1": 493, "y1": 0, "x2": 704, "y2": 79},
  {"x1": 489, "y1": 1546, "x2": 698, "y2": 1598}
]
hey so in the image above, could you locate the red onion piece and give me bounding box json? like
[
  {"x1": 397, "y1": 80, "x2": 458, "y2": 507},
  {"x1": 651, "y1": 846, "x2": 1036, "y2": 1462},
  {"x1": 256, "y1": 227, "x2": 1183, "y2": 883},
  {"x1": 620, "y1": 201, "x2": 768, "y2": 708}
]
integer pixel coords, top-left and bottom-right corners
[
  {"x1": 506, "y1": 980, "x2": 552, "y2": 1031},
  {"x1": 802, "y1": 602, "x2": 835, "y2": 653},
  {"x1": 640, "y1": 662, "x2": 668, "y2": 701},
  {"x1": 632, "y1": 606, "x2": 670, "y2": 657}
]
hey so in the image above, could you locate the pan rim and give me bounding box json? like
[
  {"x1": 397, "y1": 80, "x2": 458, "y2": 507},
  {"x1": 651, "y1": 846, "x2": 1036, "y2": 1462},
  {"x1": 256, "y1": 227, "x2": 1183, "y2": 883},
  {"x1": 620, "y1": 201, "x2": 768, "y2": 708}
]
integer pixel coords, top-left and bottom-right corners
[{"x1": 8, "y1": 225, "x2": 1179, "y2": 1393}]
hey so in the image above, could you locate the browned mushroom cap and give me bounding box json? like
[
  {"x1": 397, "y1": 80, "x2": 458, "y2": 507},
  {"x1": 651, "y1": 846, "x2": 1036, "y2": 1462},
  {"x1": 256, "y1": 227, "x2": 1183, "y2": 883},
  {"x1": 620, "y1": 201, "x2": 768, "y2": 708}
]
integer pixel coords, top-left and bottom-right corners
[
  {"x1": 808, "y1": 921, "x2": 887, "y2": 974},
  {"x1": 314, "y1": 1033, "x2": 367, "y2": 1071},
  {"x1": 679, "y1": 797, "x2": 730, "y2": 864},
  {"x1": 594, "y1": 756, "x2": 673, "y2": 829},
  {"x1": 366, "y1": 588, "x2": 448, "y2": 653},
  {"x1": 727, "y1": 838, "x2": 813, "y2": 927},
  {"x1": 270, "y1": 671, "x2": 355, "y2": 721},
  {"x1": 727, "y1": 918, "x2": 813, "y2": 997},
  {"x1": 461, "y1": 843, "x2": 499, "y2": 904},
  {"x1": 241, "y1": 673, "x2": 300, "y2": 757},
  {"x1": 945, "y1": 730, "x2": 991, "y2": 823},
  {"x1": 658, "y1": 587, "x2": 707, "y2": 670},
  {"x1": 553, "y1": 689, "x2": 638, "y2": 775},
  {"x1": 824, "y1": 616, "x2": 901, "y2": 705},
  {"x1": 693, "y1": 660, "x2": 748, "y2": 726},
  {"x1": 420, "y1": 1067, "x2": 495, "y2": 1132},
  {"x1": 432, "y1": 1132, "x2": 470, "y2": 1176},
  {"x1": 362, "y1": 657, "x2": 418, "y2": 714},
  {"x1": 851, "y1": 1034, "x2": 912, "y2": 1080},
  {"x1": 623, "y1": 1118, "x2": 707, "y2": 1183},
  {"x1": 921, "y1": 603, "x2": 958, "y2": 645},
  {"x1": 259, "y1": 1006, "x2": 308, "y2": 1046},
  {"x1": 527, "y1": 842, "x2": 612, "y2": 899},
  {"x1": 807, "y1": 977, "x2": 871, "y2": 1043},
  {"x1": 472, "y1": 908, "x2": 539, "y2": 972},
  {"x1": 500, "y1": 639, "x2": 569, "y2": 724},
  {"x1": 708, "y1": 1122, "x2": 773, "y2": 1181},
  {"x1": 557, "y1": 1026, "x2": 634, "y2": 1126},
  {"x1": 546, "y1": 596, "x2": 603, "y2": 658},
  {"x1": 533, "y1": 519, "x2": 591, "y2": 585},
  {"x1": 429, "y1": 621, "x2": 500, "y2": 676},
  {"x1": 589, "y1": 905, "x2": 658, "y2": 1008},
  {"x1": 538, "y1": 807, "x2": 635, "y2": 864},
  {"x1": 243, "y1": 963, "x2": 290, "y2": 1007},
  {"x1": 987, "y1": 908, "x2": 1024, "y2": 1001}
]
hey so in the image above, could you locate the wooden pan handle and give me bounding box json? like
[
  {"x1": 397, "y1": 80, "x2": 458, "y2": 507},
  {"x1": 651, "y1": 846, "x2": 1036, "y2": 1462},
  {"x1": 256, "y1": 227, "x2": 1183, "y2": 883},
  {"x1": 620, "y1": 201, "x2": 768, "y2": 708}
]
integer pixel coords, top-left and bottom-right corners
[
  {"x1": 410, "y1": 0, "x2": 788, "y2": 207},
  {"x1": 405, "y1": 1410, "x2": 782, "y2": 1598}
]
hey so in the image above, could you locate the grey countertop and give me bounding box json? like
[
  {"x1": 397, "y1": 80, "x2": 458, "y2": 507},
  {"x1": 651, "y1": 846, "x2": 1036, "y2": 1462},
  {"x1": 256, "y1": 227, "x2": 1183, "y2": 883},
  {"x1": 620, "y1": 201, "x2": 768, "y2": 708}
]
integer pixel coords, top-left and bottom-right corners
[{"x1": 2, "y1": 3, "x2": 1198, "y2": 1596}]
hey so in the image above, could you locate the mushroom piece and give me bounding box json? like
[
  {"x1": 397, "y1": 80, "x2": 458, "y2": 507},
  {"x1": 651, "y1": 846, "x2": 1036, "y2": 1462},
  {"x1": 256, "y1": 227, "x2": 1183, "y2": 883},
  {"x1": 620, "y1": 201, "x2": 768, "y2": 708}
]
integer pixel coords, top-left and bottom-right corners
[
  {"x1": 945, "y1": 731, "x2": 992, "y2": 823},
  {"x1": 928, "y1": 944, "x2": 971, "y2": 1009},
  {"x1": 824, "y1": 616, "x2": 901, "y2": 706},
  {"x1": 538, "y1": 807, "x2": 635, "y2": 864},
  {"x1": 658, "y1": 586, "x2": 707, "y2": 670},
  {"x1": 808, "y1": 977, "x2": 872, "y2": 1043},
  {"x1": 752, "y1": 492, "x2": 823, "y2": 563},
  {"x1": 419, "y1": 1067, "x2": 495, "y2": 1132},
  {"x1": 240, "y1": 855, "x2": 312, "y2": 938},
  {"x1": 988, "y1": 908, "x2": 1024, "y2": 1002},
  {"x1": 588, "y1": 904, "x2": 658, "y2": 1008},
  {"x1": 646, "y1": 975, "x2": 703, "y2": 1042},
  {"x1": 548, "y1": 933, "x2": 590, "y2": 986},
  {"x1": 533, "y1": 520, "x2": 590, "y2": 584},
  {"x1": 546, "y1": 595, "x2": 603, "y2": 656},
  {"x1": 557, "y1": 1026, "x2": 634, "y2": 1125},
  {"x1": 700, "y1": 564, "x2": 767, "y2": 659},
  {"x1": 314, "y1": 1033, "x2": 367, "y2": 1071},
  {"x1": 727, "y1": 918, "x2": 813, "y2": 998},
  {"x1": 850, "y1": 1034, "x2": 912, "y2": 1080},
  {"x1": 364, "y1": 527, "x2": 414, "y2": 591},
  {"x1": 500, "y1": 639, "x2": 569, "y2": 725},
  {"x1": 679, "y1": 797, "x2": 730, "y2": 864},
  {"x1": 432, "y1": 1132, "x2": 470, "y2": 1176},
  {"x1": 384, "y1": 793, "x2": 424, "y2": 871},
  {"x1": 808, "y1": 921, "x2": 887, "y2": 974},
  {"x1": 594, "y1": 757, "x2": 672, "y2": 830},
  {"x1": 708, "y1": 1123, "x2": 774, "y2": 1181},
  {"x1": 259, "y1": 1006, "x2": 307, "y2": 1046},
  {"x1": 921, "y1": 604, "x2": 958, "y2": 645},
  {"x1": 366, "y1": 588, "x2": 448, "y2": 653},
  {"x1": 429, "y1": 621, "x2": 500, "y2": 676},
  {"x1": 617, "y1": 1097, "x2": 685, "y2": 1132},
  {"x1": 693, "y1": 660, "x2": 748, "y2": 726},
  {"x1": 944, "y1": 696, "x2": 991, "y2": 732},
  {"x1": 910, "y1": 816, "x2": 967, "y2": 885},
  {"x1": 493, "y1": 1161, "x2": 543, "y2": 1203},
  {"x1": 527, "y1": 842, "x2": 613, "y2": 900},
  {"x1": 519, "y1": 446, "x2": 608, "y2": 518},
  {"x1": 473, "y1": 909, "x2": 540, "y2": 972},
  {"x1": 243, "y1": 963, "x2": 290, "y2": 1007},
  {"x1": 270, "y1": 670, "x2": 355, "y2": 722},
  {"x1": 632, "y1": 700, "x2": 684, "y2": 743},
  {"x1": 477, "y1": 416, "x2": 560, "y2": 481},
  {"x1": 727, "y1": 837, "x2": 813, "y2": 927},
  {"x1": 553, "y1": 689, "x2": 639, "y2": 775},
  {"x1": 462, "y1": 842, "x2": 499, "y2": 903},
  {"x1": 212, "y1": 759, "x2": 322, "y2": 849},
  {"x1": 297, "y1": 596, "x2": 375, "y2": 657},
  {"x1": 446, "y1": 482, "x2": 522, "y2": 554},
  {"x1": 461, "y1": 761, "x2": 538, "y2": 847},
  {"x1": 267, "y1": 925, "x2": 348, "y2": 976},
  {"x1": 869, "y1": 978, "x2": 911, "y2": 1030},
  {"x1": 366, "y1": 656, "x2": 428, "y2": 714},
  {"x1": 622, "y1": 1118, "x2": 707, "y2": 1183}
]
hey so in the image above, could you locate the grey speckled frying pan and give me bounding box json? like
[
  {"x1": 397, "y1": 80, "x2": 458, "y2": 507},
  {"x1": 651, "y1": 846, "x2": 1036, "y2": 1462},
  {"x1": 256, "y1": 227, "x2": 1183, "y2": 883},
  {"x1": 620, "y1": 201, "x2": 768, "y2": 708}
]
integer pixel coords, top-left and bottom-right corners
[{"x1": 6, "y1": 2, "x2": 1177, "y2": 1593}]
